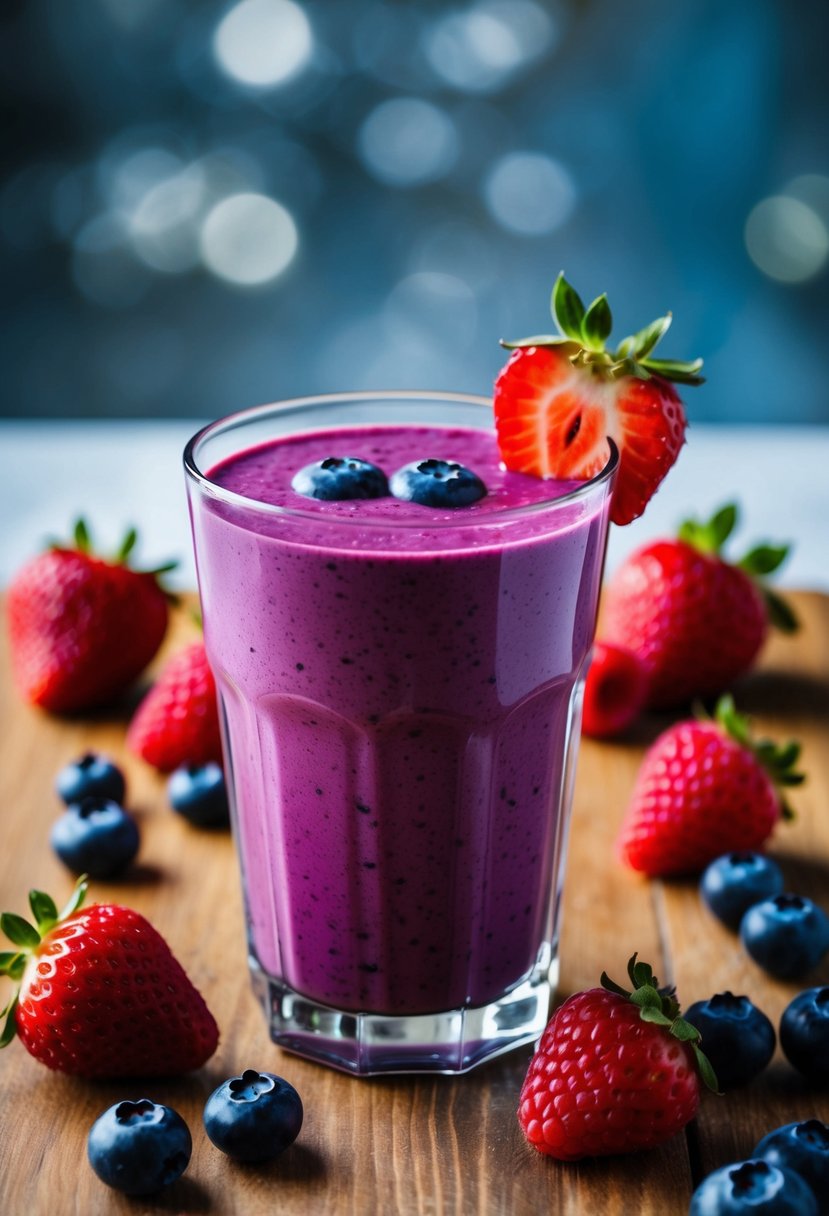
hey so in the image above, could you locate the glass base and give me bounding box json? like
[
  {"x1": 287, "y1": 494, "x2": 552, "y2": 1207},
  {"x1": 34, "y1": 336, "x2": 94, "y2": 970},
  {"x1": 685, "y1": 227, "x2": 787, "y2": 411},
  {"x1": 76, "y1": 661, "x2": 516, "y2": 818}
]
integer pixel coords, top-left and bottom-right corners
[{"x1": 250, "y1": 950, "x2": 557, "y2": 1076}]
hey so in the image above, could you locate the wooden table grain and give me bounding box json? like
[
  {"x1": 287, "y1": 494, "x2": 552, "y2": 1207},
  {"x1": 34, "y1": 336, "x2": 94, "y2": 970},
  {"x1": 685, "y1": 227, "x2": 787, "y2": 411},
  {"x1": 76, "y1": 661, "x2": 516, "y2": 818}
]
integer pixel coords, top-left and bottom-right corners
[{"x1": 1, "y1": 593, "x2": 827, "y2": 1216}]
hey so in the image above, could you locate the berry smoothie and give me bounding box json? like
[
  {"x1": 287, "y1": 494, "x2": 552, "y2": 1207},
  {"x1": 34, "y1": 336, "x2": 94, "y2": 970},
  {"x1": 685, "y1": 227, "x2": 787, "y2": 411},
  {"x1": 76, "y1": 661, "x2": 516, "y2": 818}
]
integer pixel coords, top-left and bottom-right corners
[{"x1": 191, "y1": 416, "x2": 612, "y2": 1024}]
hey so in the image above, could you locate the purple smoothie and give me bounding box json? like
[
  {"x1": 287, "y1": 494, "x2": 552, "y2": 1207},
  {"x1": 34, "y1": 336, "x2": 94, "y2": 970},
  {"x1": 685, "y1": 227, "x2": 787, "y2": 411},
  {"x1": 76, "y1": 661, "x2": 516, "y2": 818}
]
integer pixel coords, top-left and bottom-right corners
[{"x1": 193, "y1": 423, "x2": 610, "y2": 1017}]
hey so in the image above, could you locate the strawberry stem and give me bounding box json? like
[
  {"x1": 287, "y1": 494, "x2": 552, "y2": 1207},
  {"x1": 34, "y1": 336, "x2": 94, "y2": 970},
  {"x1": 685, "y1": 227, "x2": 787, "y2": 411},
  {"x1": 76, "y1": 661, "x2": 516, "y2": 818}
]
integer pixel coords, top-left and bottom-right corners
[
  {"x1": 505, "y1": 272, "x2": 705, "y2": 386},
  {"x1": 678, "y1": 503, "x2": 798, "y2": 634},
  {"x1": 709, "y1": 695, "x2": 805, "y2": 820},
  {"x1": 601, "y1": 953, "x2": 719, "y2": 1092}
]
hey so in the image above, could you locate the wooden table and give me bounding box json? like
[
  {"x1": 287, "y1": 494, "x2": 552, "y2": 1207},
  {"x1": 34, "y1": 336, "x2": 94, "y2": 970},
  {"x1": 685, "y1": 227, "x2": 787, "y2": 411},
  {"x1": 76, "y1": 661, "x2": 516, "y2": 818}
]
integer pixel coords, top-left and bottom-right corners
[{"x1": 1, "y1": 593, "x2": 828, "y2": 1215}]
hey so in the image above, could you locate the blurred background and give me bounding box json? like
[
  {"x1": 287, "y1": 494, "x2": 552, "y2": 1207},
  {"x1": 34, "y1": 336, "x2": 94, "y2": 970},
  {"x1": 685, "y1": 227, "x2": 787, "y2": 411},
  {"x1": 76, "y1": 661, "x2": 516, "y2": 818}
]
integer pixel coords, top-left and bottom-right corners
[{"x1": 2, "y1": 0, "x2": 828, "y2": 424}]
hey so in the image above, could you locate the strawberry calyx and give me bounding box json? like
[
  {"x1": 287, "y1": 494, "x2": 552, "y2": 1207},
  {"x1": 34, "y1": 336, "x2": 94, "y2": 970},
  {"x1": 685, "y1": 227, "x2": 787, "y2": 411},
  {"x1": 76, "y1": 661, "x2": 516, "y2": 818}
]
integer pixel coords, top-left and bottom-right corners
[
  {"x1": 0, "y1": 877, "x2": 89, "y2": 1048},
  {"x1": 501, "y1": 272, "x2": 705, "y2": 388},
  {"x1": 600, "y1": 953, "x2": 719, "y2": 1092},
  {"x1": 677, "y1": 502, "x2": 798, "y2": 635},
  {"x1": 701, "y1": 695, "x2": 805, "y2": 822},
  {"x1": 48, "y1": 517, "x2": 179, "y2": 588}
]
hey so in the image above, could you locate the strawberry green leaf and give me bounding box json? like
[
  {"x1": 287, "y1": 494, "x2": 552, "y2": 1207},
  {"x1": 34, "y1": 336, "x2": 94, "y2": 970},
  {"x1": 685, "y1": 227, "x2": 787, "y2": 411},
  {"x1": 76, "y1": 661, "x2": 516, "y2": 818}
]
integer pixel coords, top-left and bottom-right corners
[
  {"x1": 738, "y1": 544, "x2": 791, "y2": 577},
  {"x1": 629, "y1": 314, "x2": 672, "y2": 362},
  {"x1": 552, "y1": 273, "x2": 587, "y2": 342},
  {"x1": 73, "y1": 517, "x2": 92, "y2": 553},
  {"x1": 500, "y1": 334, "x2": 569, "y2": 351},
  {"x1": 708, "y1": 503, "x2": 738, "y2": 549},
  {"x1": 28, "y1": 890, "x2": 58, "y2": 933},
  {"x1": 692, "y1": 1043, "x2": 720, "y2": 1093},
  {"x1": 669, "y1": 1017, "x2": 701, "y2": 1043},
  {"x1": 638, "y1": 1006, "x2": 673, "y2": 1026},
  {"x1": 0, "y1": 996, "x2": 19, "y2": 1049},
  {"x1": 762, "y1": 588, "x2": 799, "y2": 635},
  {"x1": 0, "y1": 951, "x2": 24, "y2": 975},
  {"x1": 599, "y1": 971, "x2": 630, "y2": 999},
  {"x1": 116, "y1": 526, "x2": 138, "y2": 564},
  {"x1": 57, "y1": 876, "x2": 89, "y2": 922},
  {"x1": 0, "y1": 913, "x2": 40, "y2": 949},
  {"x1": 581, "y1": 294, "x2": 613, "y2": 350},
  {"x1": 630, "y1": 985, "x2": 662, "y2": 1011},
  {"x1": 639, "y1": 356, "x2": 705, "y2": 385}
]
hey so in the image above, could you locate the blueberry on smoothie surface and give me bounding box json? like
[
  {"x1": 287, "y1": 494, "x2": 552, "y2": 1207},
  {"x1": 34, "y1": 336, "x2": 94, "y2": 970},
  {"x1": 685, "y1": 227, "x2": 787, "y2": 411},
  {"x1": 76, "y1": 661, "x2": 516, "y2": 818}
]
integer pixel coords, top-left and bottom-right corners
[
  {"x1": 291, "y1": 456, "x2": 389, "y2": 501},
  {"x1": 390, "y1": 459, "x2": 487, "y2": 507}
]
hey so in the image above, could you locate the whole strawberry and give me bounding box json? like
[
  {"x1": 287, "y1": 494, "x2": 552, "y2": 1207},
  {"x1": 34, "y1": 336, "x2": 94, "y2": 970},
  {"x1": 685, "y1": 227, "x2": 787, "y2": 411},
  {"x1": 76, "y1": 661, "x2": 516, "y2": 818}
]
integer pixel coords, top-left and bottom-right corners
[
  {"x1": 0, "y1": 880, "x2": 218, "y2": 1077},
  {"x1": 494, "y1": 273, "x2": 703, "y2": 526},
  {"x1": 127, "y1": 641, "x2": 222, "y2": 773},
  {"x1": 518, "y1": 954, "x2": 717, "y2": 1160},
  {"x1": 617, "y1": 696, "x2": 804, "y2": 877},
  {"x1": 602, "y1": 503, "x2": 797, "y2": 709},
  {"x1": 7, "y1": 519, "x2": 175, "y2": 713}
]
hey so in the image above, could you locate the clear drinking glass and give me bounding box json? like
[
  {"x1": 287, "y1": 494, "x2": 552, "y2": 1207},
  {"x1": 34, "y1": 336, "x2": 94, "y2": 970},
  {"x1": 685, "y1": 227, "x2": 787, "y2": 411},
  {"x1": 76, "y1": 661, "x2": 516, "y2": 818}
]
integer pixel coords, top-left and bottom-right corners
[{"x1": 184, "y1": 392, "x2": 617, "y2": 1075}]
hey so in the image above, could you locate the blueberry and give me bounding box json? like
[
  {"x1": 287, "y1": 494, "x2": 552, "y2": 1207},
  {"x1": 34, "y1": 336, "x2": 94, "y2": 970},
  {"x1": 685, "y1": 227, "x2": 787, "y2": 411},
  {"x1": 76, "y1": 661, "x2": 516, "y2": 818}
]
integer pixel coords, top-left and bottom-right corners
[
  {"x1": 780, "y1": 987, "x2": 829, "y2": 1082},
  {"x1": 689, "y1": 1159, "x2": 817, "y2": 1215},
  {"x1": 701, "y1": 852, "x2": 785, "y2": 931},
  {"x1": 88, "y1": 1099, "x2": 191, "y2": 1196},
  {"x1": 684, "y1": 992, "x2": 775, "y2": 1090},
  {"x1": 291, "y1": 456, "x2": 389, "y2": 501},
  {"x1": 55, "y1": 752, "x2": 126, "y2": 806},
  {"x1": 51, "y1": 797, "x2": 139, "y2": 878},
  {"x1": 740, "y1": 894, "x2": 829, "y2": 979},
  {"x1": 755, "y1": 1121, "x2": 829, "y2": 1208},
  {"x1": 168, "y1": 763, "x2": 229, "y2": 828},
  {"x1": 390, "y1": 459, "x2": 487, "y2": 508},
  {"x1": 203, "y1": 1069, "x2": 303, "y2": 1162}
]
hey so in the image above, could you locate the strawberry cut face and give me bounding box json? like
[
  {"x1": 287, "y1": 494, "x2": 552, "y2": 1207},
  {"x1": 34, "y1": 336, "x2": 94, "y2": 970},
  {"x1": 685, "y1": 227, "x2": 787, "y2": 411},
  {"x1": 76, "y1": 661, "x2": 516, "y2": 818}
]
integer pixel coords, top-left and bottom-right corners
[{"x1": 493, "y1": 346, "x2": 612, "y2": 482}]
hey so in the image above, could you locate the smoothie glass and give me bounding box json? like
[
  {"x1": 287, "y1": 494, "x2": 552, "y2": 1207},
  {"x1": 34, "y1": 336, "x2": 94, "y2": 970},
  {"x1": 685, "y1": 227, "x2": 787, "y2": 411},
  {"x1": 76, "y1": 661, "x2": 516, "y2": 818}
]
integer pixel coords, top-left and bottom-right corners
[{"x1": 184, "y1": 392, "x2": 617, "y2": 1075}]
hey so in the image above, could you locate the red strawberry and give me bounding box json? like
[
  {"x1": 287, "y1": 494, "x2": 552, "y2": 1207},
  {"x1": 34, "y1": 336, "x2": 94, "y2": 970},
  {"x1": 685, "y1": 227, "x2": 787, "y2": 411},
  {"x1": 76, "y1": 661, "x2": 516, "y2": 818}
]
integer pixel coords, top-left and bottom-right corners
[
  {"x1": 617, "y1": 696, "x2": 803, "y2": 877},
  {"x1": 582, "y1": 641, "x2": 648, "y2": 739},
  {"x1": 0, "y1": 879, "x2": 219, "y2": 1077},
  {"x1": 127, "y1": 640, "x2": 222, "y2": 772},
  {"x1": 493, "y1": 273, "x2": 703, "y2": 526},
  {"x1": 602, "y1": 503, "x2": 797, "y2": 709},
  {"x1": 7, "y1": 519, "x2": 175, "y2": 713},
  {"x1": 518, "y1": 954, "x2": 717, "y2": 1160}
]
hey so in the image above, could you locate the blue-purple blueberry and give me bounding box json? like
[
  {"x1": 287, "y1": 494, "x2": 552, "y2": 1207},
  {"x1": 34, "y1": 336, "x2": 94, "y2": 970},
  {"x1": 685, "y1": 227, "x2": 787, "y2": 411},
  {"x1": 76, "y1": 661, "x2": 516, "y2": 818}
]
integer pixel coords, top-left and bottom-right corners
[
  {"x1": 689, "y1": 1159, "x2": 817, "y2": 1215},
  {"x1": 291, "y1": 457, "x2": 389, "y2": 501},
  {"x1": 700, "y1": 852, "x2": 785, "y2": 931},
  {"x1": 167, "y1": 763, "x2": 229, "y2": 828},
  {"x1": 780, "y1": 987, "x2": 829, "y2": 1083},
  {"x1": 754, "y1": 1120, "x2": 829, "y2": 1209},
  {"x1": 88, "y1": 1099, "x2": 191, "y2": 1195},
  {"x1": 203, "y1": 1069, "x2": 303, "y2": 1162},
  {"x1": 740, "y1": 895, "x2": 829, "y2": 979},
  {"x1": 390, "y1": 459, "x2": 487, "y2": 508},
  {"x1": 684, "y1": 992, "x2": 775, "y2": 1090},
  {"x1": 55, "y1": 752, "x2": 126, "y2": 806},
  {"x1": 51, "y1": 797, "x2": 139, "y2": 878}
]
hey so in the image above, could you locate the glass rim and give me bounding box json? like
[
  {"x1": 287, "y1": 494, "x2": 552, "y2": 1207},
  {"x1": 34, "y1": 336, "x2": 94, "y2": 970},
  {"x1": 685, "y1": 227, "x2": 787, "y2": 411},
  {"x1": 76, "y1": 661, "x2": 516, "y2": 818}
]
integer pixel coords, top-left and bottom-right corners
[{"x1": 183, "y1": 390, "x2": 619, "y2": 530}]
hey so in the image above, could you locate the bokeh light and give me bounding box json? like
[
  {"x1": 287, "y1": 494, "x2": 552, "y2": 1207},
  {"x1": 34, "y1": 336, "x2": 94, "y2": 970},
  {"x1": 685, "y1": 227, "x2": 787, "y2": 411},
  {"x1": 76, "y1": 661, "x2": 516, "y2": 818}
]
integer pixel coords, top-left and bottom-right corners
[
  {"x1": 199, "y1": 192, "x2": 298, "y2": 286},
  {"x1": 483, "y1": 151, "x2": 576, "y2": 235},
  {"x1": 129, "y1": 163, "x2": 206, "y2": 274},
  {"x1": 424, "y1": 1, "x2": 559, "y2": 94},
  {"x1": 357, "y1": 98, "x2": 459, "y2": 187},
  {"x1": 213, "y1": 0, "x2": 313, "y2": 89},
  {"x1": 744, "y1": 195, "x2": 828, "y2": 284}
]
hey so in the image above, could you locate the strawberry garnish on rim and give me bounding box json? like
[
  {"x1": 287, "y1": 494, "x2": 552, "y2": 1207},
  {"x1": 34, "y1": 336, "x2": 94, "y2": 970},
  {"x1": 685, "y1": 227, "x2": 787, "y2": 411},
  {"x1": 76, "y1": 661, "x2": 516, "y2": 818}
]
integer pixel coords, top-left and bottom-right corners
[{"x1": 493, "y1": 273, "x2": 704, "y2": 525}]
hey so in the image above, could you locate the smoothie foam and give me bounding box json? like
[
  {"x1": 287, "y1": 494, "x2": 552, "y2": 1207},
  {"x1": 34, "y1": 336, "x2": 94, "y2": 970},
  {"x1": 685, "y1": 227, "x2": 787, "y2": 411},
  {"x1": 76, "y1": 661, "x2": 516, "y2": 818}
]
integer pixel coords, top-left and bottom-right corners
[{"x1": 194, "y1": 424, "x2": 609, "y2": 1016}]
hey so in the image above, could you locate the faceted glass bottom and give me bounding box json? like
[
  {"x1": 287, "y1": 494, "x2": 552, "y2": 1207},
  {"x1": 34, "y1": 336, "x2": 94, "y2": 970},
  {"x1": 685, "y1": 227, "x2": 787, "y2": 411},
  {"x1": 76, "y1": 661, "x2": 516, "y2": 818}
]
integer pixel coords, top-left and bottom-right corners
[{"x1": 250, "y1": 947, "x2": 557, "y2": 1076}]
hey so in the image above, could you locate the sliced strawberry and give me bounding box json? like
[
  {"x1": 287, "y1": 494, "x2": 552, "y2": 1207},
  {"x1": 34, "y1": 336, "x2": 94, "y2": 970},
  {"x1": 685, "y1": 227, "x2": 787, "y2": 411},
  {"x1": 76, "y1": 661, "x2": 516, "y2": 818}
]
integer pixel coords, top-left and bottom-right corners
[{"x1": 493, "y1": 274, "x2": 702, "y2": 526}]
